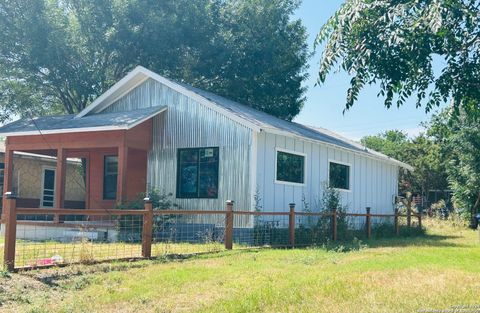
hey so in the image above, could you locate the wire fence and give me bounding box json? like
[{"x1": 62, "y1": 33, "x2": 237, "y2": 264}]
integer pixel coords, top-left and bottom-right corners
[{"x1": 0, "y1": 198, "x2": 423, "y2": 271}]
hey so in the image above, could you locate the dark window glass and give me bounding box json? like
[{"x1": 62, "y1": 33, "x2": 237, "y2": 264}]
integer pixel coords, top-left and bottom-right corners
[
  {"x1": 276, "y1": 151, "x2": 305, "y2": 184},
  {"x1": 42, "y1": 169, "x2": 55, "y2": 207},
  {"x1": 103, "y1": 156, "x2": 118, "y2": 200},
  {"x1": 177, "y1": 148, "x2": 219, "y2": 198},
  {"x1": 329, "y1": 162, "x2": 350, "y2": 190},
  {"x1": 0, "y1": 163, "x2": 4, "y2": 196}
]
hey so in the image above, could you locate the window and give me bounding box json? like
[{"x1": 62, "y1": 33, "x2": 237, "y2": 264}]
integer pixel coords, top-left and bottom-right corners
[
  {"x1": 177, "y1": 147, "x2": 219, "y2": 198},
  {"x1": 103, "y1": 156, "x2": 118, "y2": 200},
  {"x1": 329, "y1": 162, "x2": 350, "y2": 190},
  {"x1": 276, "y1": 150, "x2": 305, "y2": 184}
]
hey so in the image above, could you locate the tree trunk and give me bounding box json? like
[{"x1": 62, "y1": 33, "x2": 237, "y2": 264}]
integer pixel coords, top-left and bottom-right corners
[{"x1": 470, "y1": 191, "x2": 480, "y2": 229}]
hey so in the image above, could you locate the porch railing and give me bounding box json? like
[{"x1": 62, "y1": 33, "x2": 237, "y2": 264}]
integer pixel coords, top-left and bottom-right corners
[{"x1": 1, "y1": 193, "x2": 422, "y2": 272}]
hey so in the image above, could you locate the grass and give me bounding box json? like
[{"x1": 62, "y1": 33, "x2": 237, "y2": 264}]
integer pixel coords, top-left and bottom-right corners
[{"x1": 0, "y1": 219, "x2": 479, "y2": 312}]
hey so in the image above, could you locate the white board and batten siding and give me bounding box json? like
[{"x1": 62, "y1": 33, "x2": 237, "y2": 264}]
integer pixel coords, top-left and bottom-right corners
[{"x1": 255, "y1": 131, "x2": 399, "y2": 215}]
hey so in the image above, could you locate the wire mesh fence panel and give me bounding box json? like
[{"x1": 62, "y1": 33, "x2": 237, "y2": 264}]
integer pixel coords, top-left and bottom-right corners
[
  {"x1": 232, "y1": 213, "x2": 290, "y2": 248},
  {"x1": 2, "y1": 201, "x2": 428, "y2": 271},
  {"x1": 397, "y1": 214, "x2": 424, "y2": 236},
  {"x1": 370, "y1": 216, "x2": 396, "y2": 239},
  {"x1": 14, "y1": 213, "x2": 144, "y2": 268},
  {"x1": 294, "y1": 213, "x2": 332, "y2": 247},
  {"x1": 336, "y1": 214, "x2": 367, "y2": 241},
  {"x1": 151, "y1": 212, "x2": 226, "y2": 257}
]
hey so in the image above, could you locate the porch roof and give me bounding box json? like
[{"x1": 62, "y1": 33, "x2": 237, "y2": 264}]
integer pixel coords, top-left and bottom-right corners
[{"x1": 0, "y1": 106, "x2": 166, "y2": 136}]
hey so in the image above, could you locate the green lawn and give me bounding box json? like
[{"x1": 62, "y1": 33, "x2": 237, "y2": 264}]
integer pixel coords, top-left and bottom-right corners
[{"x1": 1, "y1": 219, "x2": 479, "y2": 313}]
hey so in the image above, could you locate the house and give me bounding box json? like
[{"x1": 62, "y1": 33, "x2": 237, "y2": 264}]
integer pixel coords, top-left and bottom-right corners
[
  {"x1": 0, "y1": 66, "x2": 412, "y2": 231},
  {"x1": 0, "y1": 140, "x2": 85, "y2": 213}
]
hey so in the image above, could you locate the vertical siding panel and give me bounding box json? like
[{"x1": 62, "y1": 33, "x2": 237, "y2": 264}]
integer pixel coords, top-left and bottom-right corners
[
  {"x1": 104, "y1": 78, "x2": 253, "y2": 227},
  {"x1": 310, "y1": 143, "x2": 320, "y2": 208},
  {"x1": 263, "y1": 133, "x2": 276, "y2": 212},
  {"x1": 304, "y1": 141, "x2": 313, "y2": 210},
  {"x1": 274, "y1": 135, "x2": 286, "y2": 211},
  {"x1": 320, "y1": 145, "x2": 328, "y2": 189},
  {"x1": 283, "y1": 137, "x2": 295, "y2": 208},
  {"x1": 354, "y1": 155, "x2": 361, "y2": 213},
  {"x1": 256, "y1": 132, "x2": 266, "y2": 211}
]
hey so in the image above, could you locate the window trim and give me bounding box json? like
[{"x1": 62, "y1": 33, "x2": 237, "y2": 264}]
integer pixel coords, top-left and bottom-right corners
[
  {"x1": 103, "y1": 155, "x2": 118, "y2": 200},
  {"x1": 328, "y1": 159, "x2": 352, "y2": 192},
  {"x1": 176, "y1": 147, "x2": 220, "y2": 199},
  {"x1": 274, "y1": 148, "x2": 307, "y2": 186}
]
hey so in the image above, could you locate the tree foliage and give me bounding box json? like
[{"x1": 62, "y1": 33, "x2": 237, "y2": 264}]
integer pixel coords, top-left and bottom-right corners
[
  {"x1": 0, "y1": 0, "x2": 308, "y2": 121},
  {"x1": 428, "y1": 109, "x2": 480, "y2": 225},
  {"x1": 361, "y1": 130, "x2": 448, "y2": 196},
  {"x1": 316, "y1": 0, "x2": 480, "y2": 118}
]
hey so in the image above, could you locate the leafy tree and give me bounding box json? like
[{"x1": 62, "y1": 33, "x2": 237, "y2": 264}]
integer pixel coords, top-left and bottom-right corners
[
  {"x1": 0, "y1": 0, "x2": 308, "y2": 122},
  {"x1": 428, "y1": 109, "x2": 480, "y2": 226},
  {"x1": 361, "y1": 130, "x2": 448, "y2": 197},
  {"x1": 316, "y1": 0, "x2": 480, "y2": 118}
]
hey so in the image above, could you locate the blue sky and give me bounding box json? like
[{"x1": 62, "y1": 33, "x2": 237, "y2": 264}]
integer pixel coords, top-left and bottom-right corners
[{"x1": 293, "y1": 0, "x2": 444, "y2": 141}]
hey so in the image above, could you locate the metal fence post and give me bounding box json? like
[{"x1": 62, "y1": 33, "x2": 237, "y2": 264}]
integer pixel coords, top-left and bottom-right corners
[
  {"x1": 142, "y1": 198, "x2": 153, "y2": 258},
  {"x1": 394, "y1": 208, "x2": 400, "y2": 236},
  {"x1": 3, "y1": 192, "x2": 17, "y2": 271},
  {"x1": 366, "y1": 207, "x2": 371, "y2": 239},
  {"x1": 289, "y1": 203, "x2": 296, "y2": 248},
  {"x1": 225, "y1": 200, "x2": 234, "y2": 250},
  {"x1": 332, "y1": 208, "x2": 337, "y2": 241}
]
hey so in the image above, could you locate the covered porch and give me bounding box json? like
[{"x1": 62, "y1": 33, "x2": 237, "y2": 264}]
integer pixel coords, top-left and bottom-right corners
[{"x1": 1, "y1": 107, "x2": 165, "y2": 216}]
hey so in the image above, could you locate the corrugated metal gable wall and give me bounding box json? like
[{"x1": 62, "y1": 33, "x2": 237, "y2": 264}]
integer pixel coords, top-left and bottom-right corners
[{"x1": 103, "y1": 78, "x2": 253, "y2": 227}]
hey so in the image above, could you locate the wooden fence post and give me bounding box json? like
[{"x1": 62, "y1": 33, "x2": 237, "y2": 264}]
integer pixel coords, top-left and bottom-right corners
[
  {"x1": 406, "y1": 195, "x2": 412, "y2": 228},
  {"x1": 394, "y1": 208, "x2": 400, "y2": 236},
  {"x1": 332, "y1": 208, "x2": 337, "y2": 241},
  {"x1": 225, "y1": 200, "x2": 234, "y2": 250},
  {"x1": 141, "y1": 198, "x2": 153, "y2": 258},
  {"x1": 3, "y1": 192, "x2": 17, "y2": 271},
  {"x1": 418, "y1": 213, "x2": 422, "y2": 229},
  {"x1": 289, "y1": 203, "x2": 295, "y2": 248},
  {"x1": 366, "y1": 207, "x2": 371, "y2": 239}
]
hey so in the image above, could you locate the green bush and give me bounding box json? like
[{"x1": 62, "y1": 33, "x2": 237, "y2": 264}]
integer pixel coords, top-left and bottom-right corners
[{"x1": 115, "y1": 188, "x2": 179, "y2": 242}]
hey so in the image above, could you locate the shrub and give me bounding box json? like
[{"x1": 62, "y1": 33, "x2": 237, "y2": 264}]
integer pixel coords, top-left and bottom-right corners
[{"x1": 116, "y1": 188, "x2": 179, "y2": 242}]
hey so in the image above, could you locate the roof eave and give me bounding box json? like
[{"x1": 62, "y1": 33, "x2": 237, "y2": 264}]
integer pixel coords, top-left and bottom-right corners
[
  {"x1": 0, "y1": 125, "x2": 128, "y2": 137},
  {"x1": 75, "y1": 66, "x2": 262, "y2": 132},
  {"x1": 262, "y1": 127, "x2": 414, "y2": 170}
]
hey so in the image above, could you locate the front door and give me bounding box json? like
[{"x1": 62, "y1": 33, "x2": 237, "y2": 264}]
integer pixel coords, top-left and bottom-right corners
[{"x1": 41, "y1": 167, "x2": 55, "y2": 207}]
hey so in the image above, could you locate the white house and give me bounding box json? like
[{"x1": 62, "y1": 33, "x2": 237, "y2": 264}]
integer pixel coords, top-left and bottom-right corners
[{"x1": 0, "y1": 66, "x2": 411, "y2": 230}]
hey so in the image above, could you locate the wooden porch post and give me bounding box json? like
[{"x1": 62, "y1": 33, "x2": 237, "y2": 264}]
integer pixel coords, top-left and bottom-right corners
[
  {"x1": 54, "y1": 148, "x2": 66, "y2": 222},
  {"x1": 117, "y1": 145, "x2": 128, "y2": 203},
  {"x1": 2, "y1": 147, "x2": 14, "y2": 218},
  {"x1": 3, "y1": 192, "x2": 17, "y2": 271}
]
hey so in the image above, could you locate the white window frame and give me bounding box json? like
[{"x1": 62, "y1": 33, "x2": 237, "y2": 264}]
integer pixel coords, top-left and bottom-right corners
[
  {"x1": 328, "y1": 159, "x2": 352, "y2": 192},
  {"x1": 40, "y1": 165, "x2": 56, "y2": 207},
  {"x1": 274, "y1": 148, "x2": 307, "y2": 187}
]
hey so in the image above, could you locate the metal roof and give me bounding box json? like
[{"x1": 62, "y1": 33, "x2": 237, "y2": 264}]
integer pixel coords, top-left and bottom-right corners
[
  {"x1": 0, "y1": 65, "x2": 411, "y2": 169},
  {"x1": 176, "y1": 83, "x2": 413, "y2": 170},
  {"x1": 0, "y1": 106, "x2": 166, "y2": 136}
]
